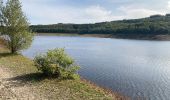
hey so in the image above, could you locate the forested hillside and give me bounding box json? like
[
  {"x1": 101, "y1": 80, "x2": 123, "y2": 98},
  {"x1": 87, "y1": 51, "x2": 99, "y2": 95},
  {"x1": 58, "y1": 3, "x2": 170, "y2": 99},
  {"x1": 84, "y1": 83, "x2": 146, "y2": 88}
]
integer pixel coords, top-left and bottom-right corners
[{"x1": 30, "y1": 14, "x2": 170, "y2": 39}]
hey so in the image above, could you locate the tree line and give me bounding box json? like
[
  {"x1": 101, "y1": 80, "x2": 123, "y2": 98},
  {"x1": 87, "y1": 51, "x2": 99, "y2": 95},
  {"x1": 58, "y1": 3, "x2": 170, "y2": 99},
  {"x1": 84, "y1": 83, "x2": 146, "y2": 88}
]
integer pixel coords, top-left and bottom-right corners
[{"x1": 30, "y1": 14, "x2": 170, "y2": 37}]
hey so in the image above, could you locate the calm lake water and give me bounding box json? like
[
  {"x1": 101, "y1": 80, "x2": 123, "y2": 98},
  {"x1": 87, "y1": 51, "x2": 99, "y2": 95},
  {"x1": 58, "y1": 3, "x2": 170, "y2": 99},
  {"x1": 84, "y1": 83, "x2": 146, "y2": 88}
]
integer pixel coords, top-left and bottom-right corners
[{"x1": 22, "y1": 36, "x2": 170, "y2": 100}]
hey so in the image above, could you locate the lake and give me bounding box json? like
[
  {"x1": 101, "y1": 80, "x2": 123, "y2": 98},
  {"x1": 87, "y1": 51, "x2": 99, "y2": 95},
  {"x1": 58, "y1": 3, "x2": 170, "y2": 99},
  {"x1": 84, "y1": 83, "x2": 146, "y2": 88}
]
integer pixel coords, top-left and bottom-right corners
[{"x1": 22, "y1": 36, "x2": 170, "y2": 100}]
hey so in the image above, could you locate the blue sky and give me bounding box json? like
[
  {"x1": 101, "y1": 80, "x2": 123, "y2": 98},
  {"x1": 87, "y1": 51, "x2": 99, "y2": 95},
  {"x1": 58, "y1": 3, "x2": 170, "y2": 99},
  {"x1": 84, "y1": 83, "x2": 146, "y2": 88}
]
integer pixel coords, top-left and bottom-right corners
[{"x1": 20, "y1": 0, "x2": 170, "y2": 25}]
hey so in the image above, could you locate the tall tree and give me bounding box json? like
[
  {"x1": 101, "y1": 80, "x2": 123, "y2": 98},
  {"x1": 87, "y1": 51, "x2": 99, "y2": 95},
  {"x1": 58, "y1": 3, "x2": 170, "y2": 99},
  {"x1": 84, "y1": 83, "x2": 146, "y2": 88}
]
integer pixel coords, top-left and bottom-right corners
[
  {"x1": 1, "y1": 0, "x2": 34, "y2": 53},
  {"x1": 0, "y1": 0, "x2": 3, "y2": 34}
]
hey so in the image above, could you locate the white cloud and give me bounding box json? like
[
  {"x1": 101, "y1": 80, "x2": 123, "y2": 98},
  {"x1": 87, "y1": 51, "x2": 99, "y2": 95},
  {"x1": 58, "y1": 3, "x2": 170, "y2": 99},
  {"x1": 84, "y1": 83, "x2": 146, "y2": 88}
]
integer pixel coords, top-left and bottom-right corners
[
  {"x1": 85, "y1": 5, "x2": 112, "y2": 19},
  {"x1": 22, "y1": 1, "x2": 86, "y2": 24},
  {"x1": 22, "y1": 3, "x2": 123, "y2": 24},
  {"x1": 20, "y1": 0, "x2": 170, "y2": 24},
  {"x1": 118, "y1": 6, "x2": 165, "y2": 19},
  {"x1": 85, "y1": 5, "x2": 123, "y2": 22},
  {"x1": 168, "y1": 0, "x2": 170, "y2": 9}
]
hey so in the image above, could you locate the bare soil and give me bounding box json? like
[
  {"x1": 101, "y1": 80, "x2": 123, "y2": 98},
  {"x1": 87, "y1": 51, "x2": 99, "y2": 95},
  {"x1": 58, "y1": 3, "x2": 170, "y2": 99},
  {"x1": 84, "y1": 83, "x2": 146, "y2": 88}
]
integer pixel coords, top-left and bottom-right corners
[{"x1": 0, "y1": 67, "x2": 45, "y2": 100}]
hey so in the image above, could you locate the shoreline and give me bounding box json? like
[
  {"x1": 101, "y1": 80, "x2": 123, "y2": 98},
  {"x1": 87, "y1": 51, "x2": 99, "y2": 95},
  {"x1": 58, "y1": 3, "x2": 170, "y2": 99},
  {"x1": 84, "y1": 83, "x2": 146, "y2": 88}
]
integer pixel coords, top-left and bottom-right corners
[
  {"x1": 36, "y1": 33, "x2": 170, "y2": 41},
  {"x1": 80, "y1": 78, "x2": 129, "y2": 99},
  {"x1": 36, "y1": 33, "x2": 112, "y2": 38},
  {"x1": 0, "y1": 40, "x2": 127, "y2": 100}
]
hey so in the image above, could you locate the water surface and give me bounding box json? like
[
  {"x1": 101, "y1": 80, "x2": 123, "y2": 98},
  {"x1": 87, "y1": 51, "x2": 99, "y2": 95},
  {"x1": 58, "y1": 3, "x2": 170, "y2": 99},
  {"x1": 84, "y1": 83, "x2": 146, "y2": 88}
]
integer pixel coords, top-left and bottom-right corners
[{"x1": 22, "y1": 36, "x2": 170, "y2": 100}]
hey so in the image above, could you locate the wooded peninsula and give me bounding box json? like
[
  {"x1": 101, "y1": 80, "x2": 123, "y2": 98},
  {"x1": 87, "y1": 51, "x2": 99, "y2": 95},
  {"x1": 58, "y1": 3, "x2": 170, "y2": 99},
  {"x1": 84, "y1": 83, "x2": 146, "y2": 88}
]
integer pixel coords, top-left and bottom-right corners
[{"x1": 31, "y1": 14, "x2": 170, "y2": 40}]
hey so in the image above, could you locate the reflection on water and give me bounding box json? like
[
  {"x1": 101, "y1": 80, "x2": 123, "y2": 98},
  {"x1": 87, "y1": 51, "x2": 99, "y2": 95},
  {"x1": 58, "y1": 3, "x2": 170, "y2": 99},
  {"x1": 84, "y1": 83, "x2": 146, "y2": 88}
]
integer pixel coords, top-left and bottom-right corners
[{"x1": 22, "y1": 36, "x2": 170, "y2": 100}]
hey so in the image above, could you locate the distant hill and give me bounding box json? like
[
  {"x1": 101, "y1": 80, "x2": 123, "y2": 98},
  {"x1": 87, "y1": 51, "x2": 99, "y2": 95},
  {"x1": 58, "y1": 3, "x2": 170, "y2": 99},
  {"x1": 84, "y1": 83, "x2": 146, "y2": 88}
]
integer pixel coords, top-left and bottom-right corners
[{"x1": 30, "y1": 14, "x2": 170, "y2": 40}]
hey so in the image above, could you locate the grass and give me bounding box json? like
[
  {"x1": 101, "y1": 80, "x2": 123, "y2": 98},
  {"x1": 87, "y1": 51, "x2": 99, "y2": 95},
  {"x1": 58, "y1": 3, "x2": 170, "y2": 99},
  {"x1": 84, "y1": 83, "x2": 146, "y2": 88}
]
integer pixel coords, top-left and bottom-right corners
[{"x1": 0, "y1": 44, "x2": 124, "y2": 100}]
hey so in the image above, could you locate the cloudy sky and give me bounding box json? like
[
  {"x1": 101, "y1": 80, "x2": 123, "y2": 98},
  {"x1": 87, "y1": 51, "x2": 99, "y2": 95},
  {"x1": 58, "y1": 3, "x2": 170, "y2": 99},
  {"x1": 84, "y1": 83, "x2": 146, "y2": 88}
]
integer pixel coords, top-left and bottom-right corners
[{"x1": 20, "y1": 0, "x2": 170, "y2": 25}]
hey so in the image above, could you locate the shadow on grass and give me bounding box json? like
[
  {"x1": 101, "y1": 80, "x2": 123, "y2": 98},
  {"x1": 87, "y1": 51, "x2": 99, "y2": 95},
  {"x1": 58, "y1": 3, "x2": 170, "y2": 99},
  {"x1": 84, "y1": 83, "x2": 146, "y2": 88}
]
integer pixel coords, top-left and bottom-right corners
[
  {"x1": 0, "y1": 52, "x2": 18, "y2": 58},
  {"x1": 6, "y1": 72, "x2": 61, "y2": 87}
]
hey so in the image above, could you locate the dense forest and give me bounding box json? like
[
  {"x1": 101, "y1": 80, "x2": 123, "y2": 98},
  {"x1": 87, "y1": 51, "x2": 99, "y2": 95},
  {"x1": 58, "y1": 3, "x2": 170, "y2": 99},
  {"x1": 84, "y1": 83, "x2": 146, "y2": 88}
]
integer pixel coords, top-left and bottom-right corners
[{"x1": 30, "y1": 14, "x2": 170, "y2": 39}]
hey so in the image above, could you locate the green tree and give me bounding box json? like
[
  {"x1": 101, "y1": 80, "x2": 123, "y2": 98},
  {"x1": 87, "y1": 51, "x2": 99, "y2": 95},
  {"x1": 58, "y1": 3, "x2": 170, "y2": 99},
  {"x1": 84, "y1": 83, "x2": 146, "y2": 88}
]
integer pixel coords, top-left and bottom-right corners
[
  {"x1": 1, "y1": 0, "x2": 34, "y2": 53},
  {"x1": 0, "y1": 0, "x2": 3, "y2": 34}
]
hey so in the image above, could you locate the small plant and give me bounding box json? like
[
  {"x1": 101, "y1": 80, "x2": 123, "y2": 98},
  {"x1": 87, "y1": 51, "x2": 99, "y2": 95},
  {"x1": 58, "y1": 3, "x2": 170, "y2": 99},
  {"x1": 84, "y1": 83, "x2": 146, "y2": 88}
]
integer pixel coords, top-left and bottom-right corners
[{"x1": 34, "y1": 48, "x2": 80, "y2": 79}]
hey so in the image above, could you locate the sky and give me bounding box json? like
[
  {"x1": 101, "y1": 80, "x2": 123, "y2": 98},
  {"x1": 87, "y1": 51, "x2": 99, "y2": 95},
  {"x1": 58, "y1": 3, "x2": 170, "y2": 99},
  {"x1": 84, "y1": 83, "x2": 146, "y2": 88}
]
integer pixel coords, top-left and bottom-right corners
[{"x1": 20, "y1": 0, "x2": 170, "y2": 25}]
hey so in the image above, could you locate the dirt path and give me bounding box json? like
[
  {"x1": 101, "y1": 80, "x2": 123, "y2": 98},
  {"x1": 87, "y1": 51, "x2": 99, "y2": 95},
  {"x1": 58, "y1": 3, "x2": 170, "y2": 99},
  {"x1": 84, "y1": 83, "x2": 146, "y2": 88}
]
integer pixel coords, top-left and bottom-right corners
[{"x1": 0, "y1": 67, "x2": 45, "y2": 100}]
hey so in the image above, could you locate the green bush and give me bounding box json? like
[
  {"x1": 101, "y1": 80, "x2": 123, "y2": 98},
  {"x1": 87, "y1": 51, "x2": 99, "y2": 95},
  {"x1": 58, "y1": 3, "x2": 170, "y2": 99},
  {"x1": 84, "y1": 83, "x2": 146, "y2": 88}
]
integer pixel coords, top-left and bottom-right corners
[{"x1": 34, "y1": 48, "x2": 80, "y2": 79}]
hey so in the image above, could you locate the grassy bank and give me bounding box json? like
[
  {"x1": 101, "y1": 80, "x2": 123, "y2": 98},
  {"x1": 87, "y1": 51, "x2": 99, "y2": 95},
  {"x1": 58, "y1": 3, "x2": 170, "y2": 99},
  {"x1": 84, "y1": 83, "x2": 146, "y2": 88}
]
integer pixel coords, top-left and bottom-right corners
[{"x1": 0, "y1": 44, "x2": 125, "y2": 99}]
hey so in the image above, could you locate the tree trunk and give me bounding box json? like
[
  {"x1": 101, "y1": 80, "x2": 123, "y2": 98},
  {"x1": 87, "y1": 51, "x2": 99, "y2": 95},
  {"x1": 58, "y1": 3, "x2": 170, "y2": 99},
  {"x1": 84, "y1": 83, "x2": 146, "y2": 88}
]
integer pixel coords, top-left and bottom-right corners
[{"x1": 11, "y1": 46, "x2": 16, "y2": 54}]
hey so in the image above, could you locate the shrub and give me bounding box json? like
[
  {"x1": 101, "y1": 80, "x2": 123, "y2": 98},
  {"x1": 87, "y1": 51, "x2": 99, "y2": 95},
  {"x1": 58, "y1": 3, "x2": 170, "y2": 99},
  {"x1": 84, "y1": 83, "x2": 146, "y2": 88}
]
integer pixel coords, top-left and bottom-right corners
[{"x1": 34, "y1": 48, "x2": 80, "y2": 79}]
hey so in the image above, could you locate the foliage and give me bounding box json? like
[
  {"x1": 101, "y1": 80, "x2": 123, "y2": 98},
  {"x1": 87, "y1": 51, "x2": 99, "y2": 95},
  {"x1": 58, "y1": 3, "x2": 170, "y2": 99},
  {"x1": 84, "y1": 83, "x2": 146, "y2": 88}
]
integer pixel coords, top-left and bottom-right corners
[
  {"x1": 30, "y1": 14, "x2": 170, "y2": 38},
  {"x1": 0, "y1": 0, "x2": 34, "y2": 53},
  {"x1": 34, "y1": 48, "x2": 80, "y2": 79},
  {"x1": 0, "y1": 0, "x2": 3, "y2": 34}
]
